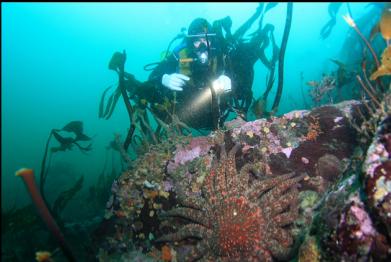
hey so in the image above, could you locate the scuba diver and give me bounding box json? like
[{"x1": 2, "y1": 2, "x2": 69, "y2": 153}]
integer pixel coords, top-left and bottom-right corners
[
  {"x1": 140, "y1": 6, "x2": 270, "y2": 131},
  {"x1": 146, "y1": 18, "x2": 233, "y2": 130},
  {"x1": 102, "y1": 4, "x2": 272, "y2": 135}
]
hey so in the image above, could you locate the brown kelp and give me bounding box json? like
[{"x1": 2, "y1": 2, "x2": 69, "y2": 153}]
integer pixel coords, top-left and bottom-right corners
[
  {"x1": 320, "y1": 3, "x2": 343, "y2": 39},
  {"x1": 256, "y1": 23, "x2": 279, "y2": 118},
  {"x1": 98, "y1": 85, "x2": 114, "y2": 118},
  {"x1": 219, "y1": 4, "x2": 280, "y2": 119},
  {"x1": 342, "y1": 14, "x2": 380, "y2": 69},
  {"x1": 98, "y1": 52, "x2": 126, "y2": 120},
  {"x1": 60, "y1": 120, "x2": 91, "y2": 141},
  {"x1": 330, "y1": 59, "x2": 357, "y2": 99},
  {"x1": 271, "y1": 2, "x2": 293, "y2": 113},
  {"x1": 337, "y1": 4, "x2": 383, "y2": 70},
  {"x1": 87, "y1": 134, "x2": 126, "y2": 209},
  {"x1": 215, "y1": 3, "x2": 280, "y2": 118},
  {"x1": 52, "y1": 176, "x2": 84, "y2": 217},
  {"x1": 212, "y1": 3, "x2": 265, "y2": 115},
  {"x1": 100, "y1": 51, "x2": 196, "y2": 158},
  {"x1": 101, "y1": 51, "x2": 160, "y2": 152},
  {"x1": 40, "y1": 121, "x2": 92, "y2": 204}
]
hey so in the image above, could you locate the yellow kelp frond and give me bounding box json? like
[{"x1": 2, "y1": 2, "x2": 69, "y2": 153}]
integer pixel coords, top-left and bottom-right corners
[
  {"x1": 380, "y1": 5, "x2": 391, "y2": 41},
  {"x1": 370, "y1": 46, "x2": 391, "y2": 80}
]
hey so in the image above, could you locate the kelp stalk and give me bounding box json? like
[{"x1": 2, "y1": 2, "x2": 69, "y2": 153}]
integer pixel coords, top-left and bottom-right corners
[
  {"x1": 261, "y1": 27, "x2": 278, "y2": 104},
  {"x1": 39, "y1": 130, "x2": 53, "y2": 207},
  {"x1": 115, "y1": 134, "x2": 133, "y2": 168},
  {"x1": 343, "y1": 15, "x2": 380, "y2": 69},
  {"x1": 356, "y1": 75, "x2": 381, "y2": 108},
  {"x1": 98, "y1": 85, "x2": 113, "y2": 118},
  {"x1": 16, "y1": 168, "x2": 75, "y2": 262},
  {"x1": 117, "y1": 50, "x2": 136, "y2": 151},
  {"x1": 271, "y1": 2, "x2": 293, "y2": 113},
  {"x1": 362, "y1": 60, "x2": 380, "y2": 100}
]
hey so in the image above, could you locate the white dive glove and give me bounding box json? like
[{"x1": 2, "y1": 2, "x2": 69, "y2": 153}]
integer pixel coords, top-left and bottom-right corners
[
  {"x1": 162, "y1": 73, "x2": 190, "y2": 91},
  {"x1": 212, "y1": 74, "x2": 232, "y2": 94}
]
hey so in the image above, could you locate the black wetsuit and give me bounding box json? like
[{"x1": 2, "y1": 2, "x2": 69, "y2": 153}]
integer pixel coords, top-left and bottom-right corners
[{"x1": 141, "y1": 43, "x2": 231, "y2": 130}]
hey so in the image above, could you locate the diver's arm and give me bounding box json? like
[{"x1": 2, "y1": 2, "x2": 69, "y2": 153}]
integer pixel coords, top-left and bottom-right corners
[
  {"x1": 148, "y1": 54, "x2": 178, "y2": 86},
  {"x1": 122, "y1": 54, "x2": 179, "y2": 103},
  {"x1": 149, "y1": 54, "x2": 190, "y2": 91}
]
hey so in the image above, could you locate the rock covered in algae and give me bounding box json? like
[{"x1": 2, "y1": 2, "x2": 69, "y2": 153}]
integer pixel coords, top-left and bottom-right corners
[{"x1": 95, "y1": 100, "x2": 378, "y2": 260}]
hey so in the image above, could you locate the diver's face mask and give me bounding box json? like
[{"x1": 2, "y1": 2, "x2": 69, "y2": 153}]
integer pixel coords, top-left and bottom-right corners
[
  {"x1": 193, "y1": 38, "x2": 210, "y2": 64},
  {"x1": 187, "y1": 33, "x2": 216, "y2": 65}
]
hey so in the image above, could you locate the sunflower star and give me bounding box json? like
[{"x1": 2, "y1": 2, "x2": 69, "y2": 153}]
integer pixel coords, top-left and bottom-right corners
[{"x1": 157, "y1": 143, "x2": 304, "y2": 261}]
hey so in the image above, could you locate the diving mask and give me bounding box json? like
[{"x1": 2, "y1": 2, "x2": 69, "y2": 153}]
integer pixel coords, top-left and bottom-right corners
[
  {"x1": 181, "y1": 33, "x2": 216, "y2": 65},
  {"x1": 195, "y1": 41, "x2": 209, "y2": 64}
]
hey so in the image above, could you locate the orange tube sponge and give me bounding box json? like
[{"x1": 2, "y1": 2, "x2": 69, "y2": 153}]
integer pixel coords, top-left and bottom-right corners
[{"x1": 16, "y1": 168, "x2": 75, "y2": 262}]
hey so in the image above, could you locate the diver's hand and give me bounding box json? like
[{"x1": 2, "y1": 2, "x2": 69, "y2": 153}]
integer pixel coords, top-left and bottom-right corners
[
  {"x1": 213, "y1": 75, "x2": 232, "y2": 94},
  {"x1": 162, "y1": 73, "x2": 190, "y2": 91}
]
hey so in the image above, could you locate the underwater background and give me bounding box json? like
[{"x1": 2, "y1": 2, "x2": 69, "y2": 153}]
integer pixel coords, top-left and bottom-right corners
[
  {"x1": 2, "y1": 2, "x2": 390, "y2": 261},
  {"x1": 2, "y1": 2, "x2": 376, "y2": 210}
]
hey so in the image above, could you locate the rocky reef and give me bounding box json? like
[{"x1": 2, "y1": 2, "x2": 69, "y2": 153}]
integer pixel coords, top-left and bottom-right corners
[{"x1": 94, "y1": 99, "x2": 391, "y2": 261}]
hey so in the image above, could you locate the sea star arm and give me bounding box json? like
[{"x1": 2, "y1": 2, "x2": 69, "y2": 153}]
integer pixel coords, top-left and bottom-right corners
[
  {"x1": 225, "y1": 143, "x2": 242, "y2": 194},
  {"x1": 272, "y1": 228, "x2": 293, "y2": 248},
  {"x1": 268, "y1": 238, "x2": 292, "y2": 260},
  {"x1": 260, "y1": 173, "x2": 304, "y2": 205},
  {"x1": 273, "y1": 211, "x2": 297, "y2": 227},
  {"x1": 247, "y1": 172, "x2": 296, "y2": 201},
  {"x1": 214, "y1": 144, "x2": 229, "y2": 197},
  {"x1": 160, "y1": 207, "x2": 209, "y2": 227},
  {"x1": 270, "y1": 187, "x2": 299, "y2": 215},
  {"x1": 156, "y1": 223, "x2": 208, "y2": 242},
  {"x1": 176, "y1": 193, "x2": 206, "y2": 210}
]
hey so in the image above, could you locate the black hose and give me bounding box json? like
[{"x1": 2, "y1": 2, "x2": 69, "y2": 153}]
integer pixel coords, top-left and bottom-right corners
[
  {"x1": 144, "y1": 32, "x2": 185, "y2": 71},
  {"x1": 143, "y1": 62, "x2": 161, "y2": 71}
]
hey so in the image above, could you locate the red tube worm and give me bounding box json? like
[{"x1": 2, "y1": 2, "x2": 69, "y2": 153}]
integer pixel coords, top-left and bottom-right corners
[{"x1": 16, "y1": 168, "x2": 76, "y2": 261}]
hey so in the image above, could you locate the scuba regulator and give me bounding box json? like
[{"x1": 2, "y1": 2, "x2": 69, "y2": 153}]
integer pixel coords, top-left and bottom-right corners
[{"x1": 182, "y1": 32, "x2": 216, "y2": 65}]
